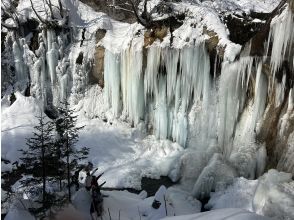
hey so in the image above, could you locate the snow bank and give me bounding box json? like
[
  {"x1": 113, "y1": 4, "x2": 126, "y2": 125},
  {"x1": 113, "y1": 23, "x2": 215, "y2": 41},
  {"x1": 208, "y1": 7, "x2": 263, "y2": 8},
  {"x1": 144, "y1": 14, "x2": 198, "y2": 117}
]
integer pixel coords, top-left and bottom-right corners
[
  {"x1": 167, "y1": 186, "x2": 201, "y2": 215},
  {"x1": 162, "y1": 208, "x2": 272, "y2": 220},
  {"x1": 206, "y1": 177, "x2": 258, "y2": 211},
  {"x1": 1, "y1": 93, "x2": 43, "y2": 162},
  {"x1": 253, "y1": 169, "x2": 293, "y2": 219}
]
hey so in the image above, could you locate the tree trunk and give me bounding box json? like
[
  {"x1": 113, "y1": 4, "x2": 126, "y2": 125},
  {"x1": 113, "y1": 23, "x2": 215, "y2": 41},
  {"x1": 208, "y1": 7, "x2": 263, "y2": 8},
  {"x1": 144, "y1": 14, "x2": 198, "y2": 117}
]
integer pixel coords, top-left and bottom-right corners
[
  {"x1": 66, "y1": 110, "x2": 71, "y2": 202},
  {"x1": 41, "y1": 116, "x2": 46, "y2": 208},
  {"x1": 67, "y1": 139, "x2": 71, "y2": 202}
]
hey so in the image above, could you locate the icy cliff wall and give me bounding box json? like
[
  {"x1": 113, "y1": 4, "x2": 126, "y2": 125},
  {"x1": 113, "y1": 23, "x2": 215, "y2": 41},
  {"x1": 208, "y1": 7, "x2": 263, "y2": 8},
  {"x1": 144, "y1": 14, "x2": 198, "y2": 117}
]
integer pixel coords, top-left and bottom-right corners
[
  {"x1": 101, "y1": 0, "x2": 294, "y2": 187},
  {"x1": 1, "y1": 0, "x2": 293, "y2": 197}
]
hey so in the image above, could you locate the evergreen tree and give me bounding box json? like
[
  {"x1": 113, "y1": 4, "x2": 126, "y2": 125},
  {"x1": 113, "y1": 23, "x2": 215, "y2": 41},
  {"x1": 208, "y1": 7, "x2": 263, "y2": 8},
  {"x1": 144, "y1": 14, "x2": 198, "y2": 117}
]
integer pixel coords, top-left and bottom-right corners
[
  {"x1": 55, "y1": 100, "x2": 89, "y2": 202},
  {"x1": 19, "y1": 112, "x2": 54, "y2": 211}
]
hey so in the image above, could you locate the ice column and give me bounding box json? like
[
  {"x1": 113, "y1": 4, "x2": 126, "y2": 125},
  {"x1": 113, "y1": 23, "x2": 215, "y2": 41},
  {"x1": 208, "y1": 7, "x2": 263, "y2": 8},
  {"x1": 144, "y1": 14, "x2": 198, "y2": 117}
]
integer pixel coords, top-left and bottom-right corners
[
  {"x1": 13, "y1": 39, "x2": 28, "y2": 85},
  {"x1": 104, "y1": 49, "x2": 121, "y2": 116},
  {"x1": 267, "y1": 6, "x2": 294, "y2": 82},
  {"x1": 218, "y1": 57, "x2": 254, "y2": 157},
  {"x1": 121, "y1": 48, "x2": 145, "y2": 125}
]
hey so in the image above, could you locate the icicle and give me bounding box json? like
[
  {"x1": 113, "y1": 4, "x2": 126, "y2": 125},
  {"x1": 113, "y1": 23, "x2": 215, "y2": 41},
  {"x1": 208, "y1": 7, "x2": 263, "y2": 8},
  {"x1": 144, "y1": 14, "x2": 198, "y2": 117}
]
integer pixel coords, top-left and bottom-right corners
[
  {"x1": 46, "y1": 29, "x2": 59, "y2": 85},
  {"x1": 120, "y1": 48, "x2": 145, "y2": 125},
  {"x1": 104, "y1": 49, "x2": 121, "y2": 116},
  {"x1": 267, "y1": 6, "x2": 294, "y2": 85},
  {"x1": 275, "y1": 73, "x2": 287, "y2": 107},
  {"x1": 163, "y1": 48, "x2": 179, "y2": 105},
  {"x1": 288, "y1": 88, "x2": 294, "y2": 111},
  {"x1": 144, "y1": 46, "x2": 161, "y2": 99},
  {"x1": 252, "y1": 62, "x2": 268, "y2": 131},
  {"x1": 13, "y1": 39, "x2": 28, "y2": 84},
  {"x1": 218, "y1": 57, "x2": 254, "y2": 157},
  {"x1": 155, "y1": 75, "x2": 168, "y2": 139}
]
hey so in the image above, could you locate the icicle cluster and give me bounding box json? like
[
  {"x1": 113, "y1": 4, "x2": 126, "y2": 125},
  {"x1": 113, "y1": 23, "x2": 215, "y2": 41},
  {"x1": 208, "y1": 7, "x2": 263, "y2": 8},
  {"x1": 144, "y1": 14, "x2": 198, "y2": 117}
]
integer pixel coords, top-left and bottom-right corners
[
  {"x1": 104, "y1": 44, "x2": 210, "y2": 147},
  {"x1": 267, "y1": 5, "x2": 294, "y2": 83}
]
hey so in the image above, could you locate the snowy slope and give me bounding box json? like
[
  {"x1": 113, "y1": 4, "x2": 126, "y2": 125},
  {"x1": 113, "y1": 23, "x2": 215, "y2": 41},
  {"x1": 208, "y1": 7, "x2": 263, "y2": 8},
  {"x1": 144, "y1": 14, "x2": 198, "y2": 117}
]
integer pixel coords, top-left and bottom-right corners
[
  {"x1": 1, "y1": 93, "x2": 44, "y2": 166},
  {"x1": 1, "y1": 90, "x2": 184, "y2": 189}
]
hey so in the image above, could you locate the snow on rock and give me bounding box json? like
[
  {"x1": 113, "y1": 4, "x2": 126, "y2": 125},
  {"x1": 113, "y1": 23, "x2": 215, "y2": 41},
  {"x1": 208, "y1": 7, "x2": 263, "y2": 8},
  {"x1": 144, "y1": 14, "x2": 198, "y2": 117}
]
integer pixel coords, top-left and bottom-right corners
[
  {"x1": 192, "y1": 153, "x2": 237, "y2": 199},
  {"x1": 101, "y1": 21, "x2": 144, "y2": 53},
  {"x1": 202, "y1": 0, "x2": 282, "y2": 14},
  {"x1": 162, "y1": 208, "x2": 272, "y2": 220},
  {"x1": 253, "y1": 169, "x2": 293, "y2": 218},
  {"x1": 205, "y1": 177, "x2": 258, "y2": 211},
  {"x1": 166, "y1": 186, "x2": 201, "y2": 215},
  {"x1": 261, "y1": 181, "x2": 294, "y2": 220},
  {"x1": 146, "y1": 185, "x2": 168, "y2": 220}
]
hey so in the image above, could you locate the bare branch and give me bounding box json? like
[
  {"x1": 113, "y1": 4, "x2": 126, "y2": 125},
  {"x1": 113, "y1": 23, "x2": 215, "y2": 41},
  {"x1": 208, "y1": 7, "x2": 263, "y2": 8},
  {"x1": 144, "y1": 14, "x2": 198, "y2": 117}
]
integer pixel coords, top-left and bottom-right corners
[
  {"x1": 58, "y1": 0, "x2": 64, "y2": 18},
  {"x1": 128, "y1": 0, "x2": 148, "y2": 27},
  {"x1": 47, "y1": 0, "x2": 54, "y2": 19},
  {"x1": 30, "y1": 0, "x2": 47, "y2": 24}
]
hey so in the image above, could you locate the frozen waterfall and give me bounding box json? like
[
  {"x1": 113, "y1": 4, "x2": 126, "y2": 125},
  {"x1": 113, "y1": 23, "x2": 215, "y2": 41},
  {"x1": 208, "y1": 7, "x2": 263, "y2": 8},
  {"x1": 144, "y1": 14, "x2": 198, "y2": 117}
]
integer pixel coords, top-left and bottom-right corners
[{"x1": 104, "y1": 44, "x2": 211, "y2": 148}]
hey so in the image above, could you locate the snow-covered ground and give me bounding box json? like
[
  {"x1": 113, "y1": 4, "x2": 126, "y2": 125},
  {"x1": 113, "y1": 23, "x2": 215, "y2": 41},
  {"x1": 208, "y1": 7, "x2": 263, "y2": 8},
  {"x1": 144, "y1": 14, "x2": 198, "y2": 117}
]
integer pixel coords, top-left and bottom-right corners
[
  {"x1": 1, "y1": 92, "x2": 184, "y2": 190},
  {"x1": 5, "y1": 187, "x2": 270, "y2": 220},
  {"x1": 3, "y1": 81, "x2": 294, "y2": 220}
]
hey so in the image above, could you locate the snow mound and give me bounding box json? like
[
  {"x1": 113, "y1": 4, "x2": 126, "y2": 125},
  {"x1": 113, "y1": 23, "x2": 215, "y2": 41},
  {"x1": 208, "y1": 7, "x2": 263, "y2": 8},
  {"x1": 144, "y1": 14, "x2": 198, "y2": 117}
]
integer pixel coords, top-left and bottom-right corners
[
  {"x1": 1, "y1": 92, "x2": 43, "y2": 162},
  {"x1": 192, "y1": 153, "x2": 237, "y2": 199},
  {"x1": 167, "y1": 186, "x2": 201, "y2": 215},
  {"x1": 206, "y1": 177, "x2": 258, "y2": 211},
  {"x1": 162, "y1": 208, "x2": 272, "y2": 220},
  {"x1": 253, "y1": 169, "x2": 294, "y2": 219}
]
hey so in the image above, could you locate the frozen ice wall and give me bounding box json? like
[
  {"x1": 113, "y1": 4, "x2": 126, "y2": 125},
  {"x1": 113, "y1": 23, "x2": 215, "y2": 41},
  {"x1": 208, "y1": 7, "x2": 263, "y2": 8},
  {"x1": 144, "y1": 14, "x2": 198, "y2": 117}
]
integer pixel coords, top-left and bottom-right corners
[
  {"x1": 104, "y1": 44, "x2": 211, "y2": 148},
  {"x1": 267, "y1": 5, "x2": 294, "y2": 84},
  {"x1": 103, "y1": 2, "x2": 294, "y2": 196}
]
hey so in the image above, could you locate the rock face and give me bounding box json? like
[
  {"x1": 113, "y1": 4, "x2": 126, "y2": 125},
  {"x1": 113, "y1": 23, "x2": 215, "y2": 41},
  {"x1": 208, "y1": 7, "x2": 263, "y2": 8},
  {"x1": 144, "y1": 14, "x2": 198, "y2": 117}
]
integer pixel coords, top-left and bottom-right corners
[
  {"x1": 144, "y1": 26, "x2": 168, "y2": 47},
  {"x1": 80, "y1": 0, "x2": 137, "y2": 23},
  {"x1": 92, "y1": 46, "x2": 105, "y2": 87},
  {"x1": 225, "y1": 13, "x2": 265, "y2": 45},
  {"x1": 95, "y1": 0, "x2": 294, "y2": 177},
  {"x1": 89, "y1": 29, "x2": 106, "y2": 86}
]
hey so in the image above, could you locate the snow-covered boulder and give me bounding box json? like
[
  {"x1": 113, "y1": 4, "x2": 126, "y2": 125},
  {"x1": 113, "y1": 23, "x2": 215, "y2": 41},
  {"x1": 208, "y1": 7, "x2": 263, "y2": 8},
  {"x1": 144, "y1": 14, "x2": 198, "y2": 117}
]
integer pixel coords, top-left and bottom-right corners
[
  {"x1": 253, "y1": 169, "x2": 294, "y2": 219},
  {"x1": 192, "y1": 153, "x2": 237, "y2": 199},
  {"x1": 205, "y1": 177, "x2": 258, "y2": 211}
]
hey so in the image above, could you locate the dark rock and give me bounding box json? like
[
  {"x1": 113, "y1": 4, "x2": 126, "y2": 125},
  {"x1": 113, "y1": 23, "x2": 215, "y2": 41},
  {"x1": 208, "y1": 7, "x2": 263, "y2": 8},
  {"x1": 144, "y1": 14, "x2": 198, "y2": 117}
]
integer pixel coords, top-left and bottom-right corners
[
  {"x1": 76, "y1": 52, "x2": 84, "y2": 65},
  {"x1": 144, "y1": 26, "x2": 168, "y2": 47},
  {"x1": 44, "y1": 107, "x2": 59, "y2": 119},
  {"x1": 10, "y1": 93, "x2": 16, "y2": 105},
  {"x1": 1, "y1": 32, "x2": 7, "y2": 53},
  {"x1": 22, "y1": 18, "x2": 39, "y2": 38},
  {"x1": 24, "y1": 84, "x2": 30, "y2": 97},
  {"x1": 141, "y1": 176, "x2": 175, "y2": 197},
  {"x1": 224, "y1": 13, "x2": 264, "y2": 45},
  {"x1": 90, "y1": 46, "x2": 105, "y2": 87},
  {"x1": 96, "y1": 29, "x2": 107, "y2": 42}
]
